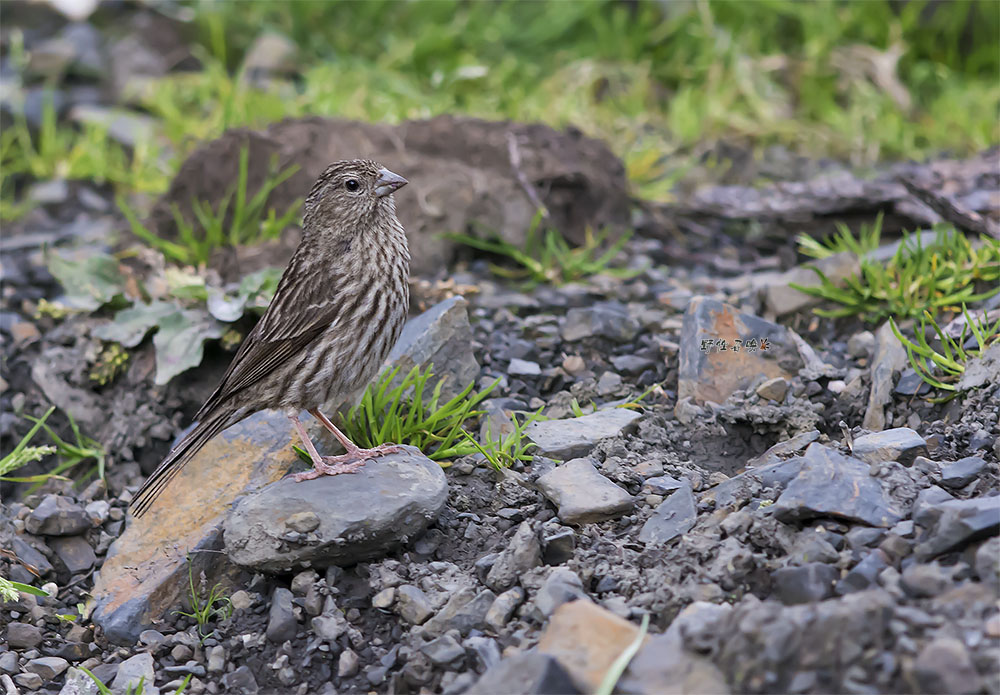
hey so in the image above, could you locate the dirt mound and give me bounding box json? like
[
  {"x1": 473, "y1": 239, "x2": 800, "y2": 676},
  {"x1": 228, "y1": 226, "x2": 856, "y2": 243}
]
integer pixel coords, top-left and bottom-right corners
[{"x1": 149, "y1": 115, "x2": 631, "y2": 274}]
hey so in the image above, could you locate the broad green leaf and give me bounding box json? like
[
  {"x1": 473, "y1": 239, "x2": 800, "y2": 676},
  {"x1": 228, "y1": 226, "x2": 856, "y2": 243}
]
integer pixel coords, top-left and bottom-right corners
[
  {"x1": 93, "y1": 301, "x2": 179, "y2": 347},
  {"x1": 152, "y1": 309, "x2": 225, "y2": 385},
  {"x1": 46, "y1": 253, "x2": 125, "y2": 311}
]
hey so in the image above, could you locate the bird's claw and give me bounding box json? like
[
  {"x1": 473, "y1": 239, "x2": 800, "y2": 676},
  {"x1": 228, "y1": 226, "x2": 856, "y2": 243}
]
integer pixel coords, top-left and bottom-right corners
[{"x1": 292, "y1": 443, "x2": 402, "y2": 482}]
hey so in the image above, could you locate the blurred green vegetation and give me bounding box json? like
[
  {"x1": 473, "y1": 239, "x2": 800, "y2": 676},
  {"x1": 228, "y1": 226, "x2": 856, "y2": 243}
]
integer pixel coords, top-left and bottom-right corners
[{"x1": 2, "y1": 0, "x2": 997, "y2": 218}]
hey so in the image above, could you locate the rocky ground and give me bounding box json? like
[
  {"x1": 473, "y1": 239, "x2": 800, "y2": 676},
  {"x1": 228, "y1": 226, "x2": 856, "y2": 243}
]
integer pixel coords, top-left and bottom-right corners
[{"x1": 2, "y1": 3, "x2": 1000, "y2": 695}]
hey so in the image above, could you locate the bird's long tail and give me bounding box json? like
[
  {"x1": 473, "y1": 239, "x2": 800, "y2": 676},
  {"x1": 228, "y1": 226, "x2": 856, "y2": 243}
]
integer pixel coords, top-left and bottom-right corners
[{"x1": 130, "y1": 413, "x2": 231, "y2": 518}]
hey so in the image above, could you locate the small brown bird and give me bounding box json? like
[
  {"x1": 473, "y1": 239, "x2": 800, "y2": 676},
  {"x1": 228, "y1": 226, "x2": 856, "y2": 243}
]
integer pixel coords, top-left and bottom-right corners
[{"x1": 131, "y1": 160, "x2": 410, "y2": 517}]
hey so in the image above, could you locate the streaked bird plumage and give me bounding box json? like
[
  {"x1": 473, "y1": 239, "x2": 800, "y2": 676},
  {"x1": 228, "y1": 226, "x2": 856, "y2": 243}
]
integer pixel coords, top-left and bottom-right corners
[{"x1": 131, "y1": 159, "x2": 411, "y2": 517}]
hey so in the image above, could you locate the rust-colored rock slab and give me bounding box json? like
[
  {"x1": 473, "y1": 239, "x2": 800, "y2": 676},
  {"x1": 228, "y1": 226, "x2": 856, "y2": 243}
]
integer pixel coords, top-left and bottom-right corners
[
  {"x1": 677, "y1": 296, "x2": 802, "y2": 407},
  {"x1": 92, "y1": 410, "x2": 299, "y2": 645}
]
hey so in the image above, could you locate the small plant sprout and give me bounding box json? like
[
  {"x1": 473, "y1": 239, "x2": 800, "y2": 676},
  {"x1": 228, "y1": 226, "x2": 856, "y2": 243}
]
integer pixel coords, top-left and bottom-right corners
[
  {"x1": 90, "y1": 343, "x2": 130, "y2": 386},
  {"x1": 0, "y1": 406, "x2": 57, "y2": 482},
  {"x1": 294, "y1": 365, "x2": 498, "y2": 464},
  {"x1": 448, "y1": 212, "x2": 642, "y2": 288},
  {"x1": 20, "y1": 410, "x2": 106, "y2": 489},
  {"x1": 119, "y1": 146, "x2": 301, "y2": 267},
  {"x1": 890, "y1": 305, "x2": 1000, "y2": 399},
  {"x1": 460, "y1": 407, "x2": 546, "y2": 471},
  {"x1": 791, "y1": 220, "x2": 1000, "y2": 323},
  {"x1": 174, "y1": 558, "x2": 233, "y2": 642}
]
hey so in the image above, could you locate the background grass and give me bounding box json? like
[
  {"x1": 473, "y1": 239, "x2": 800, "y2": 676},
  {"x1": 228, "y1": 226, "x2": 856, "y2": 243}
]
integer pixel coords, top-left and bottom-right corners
[{"x1": 5, "y1": 0, "x2": 995, "y2": 218}]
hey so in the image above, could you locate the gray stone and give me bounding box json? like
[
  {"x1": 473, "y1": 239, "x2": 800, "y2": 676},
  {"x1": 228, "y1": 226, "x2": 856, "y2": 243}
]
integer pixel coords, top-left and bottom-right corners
[
  {"x1": 508, "y1": 358, "x2": 541, "y2": 376},
  {"x1": 12, "y1": 537, "x2": 53, "y2": 578},
  {"x1": 912, "y1": 485, "x2": 954, "y2": 518},
  {"x1": 677, "y1": 297, "x2": 801, "y2": 407},
  {"x1": 975, "y1": 537, "x2": 1000, "y2": 590},
  {"x1": 465, "y1": 652, "x2": 580, "y2": 695},
  {"x1": 241, "y1": 32, "x2": 297, "y2": 81},
  {"x1": 49, "y1": 535, "x2": 96, "y2": 574},
  {"x1": 852, "y1": 428, "x2": 927, "y2": 466},
  {"x1": 639, "y1": 482, "x2": 697, "y2": 544},
  {"x1": 836, "y1": 550, "x2": 889, "y2": 595},
  {"x1": 771, "y1": 563, "x2": 839, "y2": 605},
  {"x1": 266, "y1": 588, "x2": 297, "y2": 643},
  {"x1": 535, "y1": 568, "x2": 586, "y2": 616},
  {"x1": 847, "y1": 330, "x2": 875, "y2": 359},
  {"x1": 762, "y1": 251, "x2": 858, "y2": 317},
  {"x1": 423, "y1": 588, "x2": 496, "y2": 637},
  {"x1": 939, "y1": 456, "x2": 987, "y2": 489},
  {"x1": 485, "y1": 587, "x2": 525, "y2": 631},
  {"x1": 900, "y1": 563, "x2": 951, "y2": 598},
  {"x1": 957, "y1": 341, "x2": 1000, "y2": 391},
  {"x1": 756, "y1": 376, "x2": 788, "y2": 402},
  {"x1": 138, "y1": 629, "x2": 165, "y2": 647},
  {"x1": 6, "y1": 622, "x2": 43, "y2": 648},
  {"x1": 536, "y1": 458, "x2": 634, "y2": 525},
  {"x1": 642, "y1": 475, "x2": 684, "y2": 495},
  {"x1": 29, "y1": 179, "x2": 70, "y2": 205},
  {"x1": 15, "y1": 673, "x2": 43, "y2": 690},
  {"x1": 25, "y1": 495, "x2": 91, "y2": 536},
  {"x1": 26, "y1": 656, "x2": 69, "y2": 680},
  {"x1": 863, "y1": 320, "x2": 908, "y2": 431},
  {"x1": 395, "y1": 584, "x2": 434, "y2": 625},
  {"x1": 371, "y1": 587, "x2": 395, "y2": 609},
  {"x1": 68, "y1": 105, "x2": 158, "y2": 147},
  {"x1": 610, "y1": 355, "x2": 655, "y2": 374},
  {"x1": 384, "y1": 296, "x2": 479, "y2": 400},
  {"x1": 485, "y1": 521, "x2": 541, "y2": 591},
  {"x1": 561, "y1": 302, "x2": 638, "y2": 342},
  {"x1": 420, "y1": 634, "x2": 465, "y2": 665},
  {"x1": 910, "y1": 637, "x2": 981, "y2": 694},
  {"x1": 111, "y1": 653, "x2": 155, "y2": 695},
  {"x1": 221, "y1": 665, "x2": 258, "y2": 694},
  {"x1": 526, "y1": 409, "x2": 641, "y2": 459},
  {"x1": 0, "y1": 651, "x2": 17, "y2": 675},
  {"x1": 312, "y1": 598, "x2": 348, "y2": 641},
  {"x1": 773, "y1": 443, "x2": 903, "y2": 527},
  {"x1": 338, "y1": 649, "x2": 360, "y2": 678},
  {"x1": 914, "y1": 495, "x2": 1000, "y2": 559},
  {"x1": 225, "y1": 446, "x2": 447, "y2": 571},
  {"x1": 58, "y1": 667, "x2": 102, "y2": 695},
  {"x1": 541, "y1": 528, "x2": 576, "y2": 565}
]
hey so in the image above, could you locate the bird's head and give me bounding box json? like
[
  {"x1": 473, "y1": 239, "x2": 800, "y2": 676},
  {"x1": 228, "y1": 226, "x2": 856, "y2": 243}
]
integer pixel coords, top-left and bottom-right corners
[{"x1": 302, "y1": 159, "x2": 408, "y2": 237}]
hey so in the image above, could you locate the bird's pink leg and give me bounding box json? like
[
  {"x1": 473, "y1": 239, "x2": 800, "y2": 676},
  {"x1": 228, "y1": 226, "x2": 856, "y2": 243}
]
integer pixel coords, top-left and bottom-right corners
[
  {"x1": 288, "y1": 413, "x2": 367, "y2": 482},
  {"x1": 288, "y1": 409, "x2": 402, "y2": 482}
]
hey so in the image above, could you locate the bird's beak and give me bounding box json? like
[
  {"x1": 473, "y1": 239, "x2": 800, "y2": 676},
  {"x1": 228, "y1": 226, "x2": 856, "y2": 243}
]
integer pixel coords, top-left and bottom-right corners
[{"x1": 375, "y1": 168, "x2": 408, "y2": 198}]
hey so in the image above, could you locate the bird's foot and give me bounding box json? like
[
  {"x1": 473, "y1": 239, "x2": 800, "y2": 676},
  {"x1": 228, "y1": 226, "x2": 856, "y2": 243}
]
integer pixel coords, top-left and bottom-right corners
[{"x1": 293, "y1": 442, "x2": 402, "y2": 482}]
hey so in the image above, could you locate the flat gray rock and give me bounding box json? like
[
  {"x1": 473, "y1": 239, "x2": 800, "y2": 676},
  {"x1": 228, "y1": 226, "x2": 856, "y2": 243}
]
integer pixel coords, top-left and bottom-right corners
[
  {"x1": 224, "y1": 446, "x2": 446, "y2": 572},
  {"x1": 773, "y1": 443, "x2": 903, "y2": 527},
  {"x1": 536, "y1": 458, "x2": 634, "y2": 525},
  {"x1": 526, "y1": 409, "x2": 641, "y2": 459},
  {"x1": 914, "y1": 495, "x2": 1000, "y2": 559},
  {"x1": 852, "y1": 427, "x2": 927, "y2": 466},
  {"x1": 639, "y1": 481, "x2": 697, "y2": 544}
]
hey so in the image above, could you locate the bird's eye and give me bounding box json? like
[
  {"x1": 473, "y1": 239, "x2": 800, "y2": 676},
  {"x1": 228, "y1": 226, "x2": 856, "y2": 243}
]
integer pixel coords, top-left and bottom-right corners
[{"x1": 345, "y1": 179, "x2": 360, "y2": 192}]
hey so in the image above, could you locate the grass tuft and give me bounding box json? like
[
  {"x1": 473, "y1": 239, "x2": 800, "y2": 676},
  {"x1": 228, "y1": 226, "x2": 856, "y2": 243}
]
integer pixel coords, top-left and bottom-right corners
[
  {"x1": 449, "y1": 213, "x2": 641, "y2": 288},
  {"x1": 791, "y1": 220, "x2": 1000, "y2": 323},
  {"x1": 459, "y1": 407, "x2": 545, "y2": 471}
]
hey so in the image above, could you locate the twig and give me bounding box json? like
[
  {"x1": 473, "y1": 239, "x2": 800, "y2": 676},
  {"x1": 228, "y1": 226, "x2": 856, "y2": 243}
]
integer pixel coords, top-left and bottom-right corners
[
  {"x1": 899, "y1": 175, "x2": 1000, "y2": 240},
  {"x1": 506, "y1": 132, "x2": 549, "y2": 220}
]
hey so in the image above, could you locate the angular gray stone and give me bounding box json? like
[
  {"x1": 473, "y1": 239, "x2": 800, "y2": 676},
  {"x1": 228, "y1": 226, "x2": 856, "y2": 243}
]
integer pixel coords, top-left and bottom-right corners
[
  {"x1": 773, "y1": 443, "x2": 903, "y2": 527},
  {"x1": 420, "y1": 634, "x2": 465, "y2": 665},
  {"x1": 939, "y1": 456, "x2": 987, "y2": 489},
  {"x1": 112, "y1": 653, "x2": 155, "y2": 694},
  {"x1": 526, "y1": 409, "x2": 641, "y2": 459},
  {"x1": 68, "y1": 105, "x2": 158, "y2": 147},
  {"x1": 26, "y1": 656, "x2": 69, "y2": 680},
  {"x1": 913, "y1": 495, "x2": 1000, "y2": 559},
  {"x1": 466, "y1": 652, "x2": 580, "y2": 695},
  {"x1": 312, "y1": 598, "x2": 348, "y2": 641},
  {"x1": 536, "y1": 458, "x2": 634, "y2": 525},
  {"x1": 509, "y1": 358, "x2": 541, "y2": 376},
  {"x1": 863, "y1": 320, "x2": 908, "y2": 431},
  {"x1": 485, "y1": 521, "x2": 541, "y2": 591},
  {"x1": 852, "y1": 428, "x2": 927, "y2": 466},
  {"x1": 221, "y1": 665, "x2": 258, "y2": 694},
  {"x1": 395, "y1": 584, "x2": 434, "y2": 625},
  {"x1": 761, "y1": 251, "x2": 858, "y2": 317},
  {"x1": 485, "y1": 587, "x2": 525, "y2": 631},
  {"x1": 49, "y1": 535, "x2": 96, "y2": 574},
  {"x1": 423, "y1": 587, "x2": 496, "y2": 636},
  {"x1": 266, "y1": 587, "x2": 297, "y2": 643},
  {"x1": 771, "y1": 563, "x2": 839, "y2": 605},
  {"x1": 957, "y1": 342, "x2": 1000, "y2": 391},
  {"x1": 561, "y1": 302, "x2": 638, "y2": 342},
  {"x1": 25, "y1": 495, "x2": 91, "y2": 536},
  {"x1": 224, "y1": 446, "x2": 447, "y2": 571},
  {"x1": 58, "y1": 667, "x2": 102, "y2": 695},
  {"x1": 7, "y1": 622, "x2": 43, "y2": 649},
  {"x1": 535, "y1": 568, "x2": 586, "y2": 617},
  {"x1": 900, "y1": 563, "x2": 951, "y2": 598},
  {"x1": 975, "y1": 537, "x2": 1000, "y2": 590},
  {"x1": 836, "y1": 550, "x2": 890, "y2": 596},
  {"x1": 384, "y1": 296, "x2": 479, "y2": 400},
  {"x1": 639, "y1": 482, "x2": 697, "y2": 544},
  {"x1": 755, "y1": 376, "x2": 788, "y2": 402}
]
